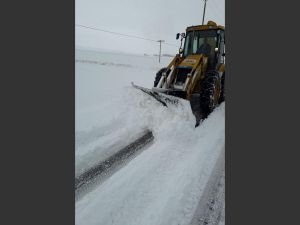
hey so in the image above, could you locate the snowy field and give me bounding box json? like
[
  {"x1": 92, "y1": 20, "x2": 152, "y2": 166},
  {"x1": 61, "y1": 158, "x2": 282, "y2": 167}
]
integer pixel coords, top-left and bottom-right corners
[
  {"x1": 75, "y1": 49, "x2": 171, "y2": 175},
  {"x1": 75, "y1": 48, "x2": 225, "y2": 225}
]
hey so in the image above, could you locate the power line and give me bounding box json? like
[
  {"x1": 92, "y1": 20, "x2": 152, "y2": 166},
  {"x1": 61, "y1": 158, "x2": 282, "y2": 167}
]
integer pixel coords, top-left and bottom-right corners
[
  {"x1": 76, "y1": 24, "x2": 157, "y2": 42},
  {"x1": 76, "y1": 24, "x2": 179, "y2": 48}
]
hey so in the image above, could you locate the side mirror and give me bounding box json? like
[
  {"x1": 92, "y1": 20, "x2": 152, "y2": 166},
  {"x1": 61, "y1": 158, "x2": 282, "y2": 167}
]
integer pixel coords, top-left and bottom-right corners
[{"x1": 176, "y1": 33, "x2": 180, "y2": 40}]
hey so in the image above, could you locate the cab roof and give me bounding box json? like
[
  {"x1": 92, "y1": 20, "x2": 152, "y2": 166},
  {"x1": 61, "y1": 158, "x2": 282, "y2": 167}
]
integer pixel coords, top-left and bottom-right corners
[{"x1": 186, "y1": 21, "x2": 225, "y2": 32}]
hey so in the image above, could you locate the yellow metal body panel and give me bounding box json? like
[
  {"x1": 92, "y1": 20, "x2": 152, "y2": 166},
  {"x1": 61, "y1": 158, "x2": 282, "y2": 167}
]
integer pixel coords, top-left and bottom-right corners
[
  {"x1": 179, "y1": 55, "x2": 203, "y2": 68},
  {"x1": 186, "y1": 21, "x2": 224, "y2": 32},
  {"x1": 163, "y1": 53, "x2": 209, "y2": 100}
]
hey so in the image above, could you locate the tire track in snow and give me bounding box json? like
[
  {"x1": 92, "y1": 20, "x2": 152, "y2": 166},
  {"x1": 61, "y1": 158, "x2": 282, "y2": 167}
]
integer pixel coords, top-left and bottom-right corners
[{"x1": 75, "y1": 130, "x2": 154, "y2": 199}]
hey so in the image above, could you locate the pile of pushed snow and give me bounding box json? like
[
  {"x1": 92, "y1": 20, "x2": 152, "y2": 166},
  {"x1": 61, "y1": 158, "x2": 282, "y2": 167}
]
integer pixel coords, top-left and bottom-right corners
[
  {"x1": 117, "y1": 85, "x2": 226, "y2": 144},
  {"x1": 120, "y1": 86, "x2": 196, "y2": 137}
]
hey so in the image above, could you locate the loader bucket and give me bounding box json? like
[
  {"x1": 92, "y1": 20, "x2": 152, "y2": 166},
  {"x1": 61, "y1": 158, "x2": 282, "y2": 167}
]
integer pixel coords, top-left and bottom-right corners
[{"x1": 131, "y1": 82, "x2": 179, "y2": 107}]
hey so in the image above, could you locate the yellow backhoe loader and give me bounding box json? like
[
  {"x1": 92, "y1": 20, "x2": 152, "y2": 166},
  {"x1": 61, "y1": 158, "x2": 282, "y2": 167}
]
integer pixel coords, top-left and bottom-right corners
[{"x1": 132, "y1": 21, "x2": 225, "y2": 127}]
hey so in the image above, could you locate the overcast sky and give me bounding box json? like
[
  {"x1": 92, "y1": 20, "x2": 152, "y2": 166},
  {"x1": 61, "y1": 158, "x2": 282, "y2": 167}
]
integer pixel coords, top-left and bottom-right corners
[{"x1": 76, "y1": 0, "x2": 225, "y2": 55}]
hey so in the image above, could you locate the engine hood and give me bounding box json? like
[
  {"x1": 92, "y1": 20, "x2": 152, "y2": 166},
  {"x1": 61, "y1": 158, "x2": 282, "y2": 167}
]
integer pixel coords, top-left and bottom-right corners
[{"x1": 178, "y1": 55, "x2": 203, "y2": 70}]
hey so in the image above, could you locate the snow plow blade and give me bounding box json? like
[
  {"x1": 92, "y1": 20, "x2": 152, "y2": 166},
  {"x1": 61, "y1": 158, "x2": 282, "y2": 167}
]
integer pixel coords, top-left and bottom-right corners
[
  {"x1": 131, "y1": 82, "x2": 179, "y2": 107},
  {"x1": 131, "y1": 82, "x2": 204, "y2": 128}
]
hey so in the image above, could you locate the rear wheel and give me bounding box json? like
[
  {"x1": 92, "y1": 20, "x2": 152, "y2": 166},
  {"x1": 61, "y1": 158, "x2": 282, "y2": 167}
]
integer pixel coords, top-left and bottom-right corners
[{"x1": 154, "y1": 68, "x2": 168, "y2": 87}]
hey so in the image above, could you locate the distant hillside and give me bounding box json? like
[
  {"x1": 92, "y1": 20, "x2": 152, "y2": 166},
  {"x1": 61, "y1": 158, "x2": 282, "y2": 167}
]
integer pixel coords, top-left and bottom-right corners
[
  {"x1": 152, "y1": 53, "x2": 175, "y2": 57},
  {"x1": 162, "y1": 54, "x2": 175, "y2": 57}
]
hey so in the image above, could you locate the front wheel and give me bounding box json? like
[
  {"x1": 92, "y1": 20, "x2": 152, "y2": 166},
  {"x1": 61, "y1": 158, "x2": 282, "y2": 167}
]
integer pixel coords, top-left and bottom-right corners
[
  {"x1": 199, "y1": 71, "x2": 221, "y2": 118},
  {"x1": 219, "y1": 72, "x2": 225, "y2": 103}
]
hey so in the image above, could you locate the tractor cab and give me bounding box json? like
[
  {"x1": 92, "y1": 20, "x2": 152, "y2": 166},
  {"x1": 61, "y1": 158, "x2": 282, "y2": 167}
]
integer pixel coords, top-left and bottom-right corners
[{"x1": 177, "y1": 21, "x2": 225, "y2": 70}]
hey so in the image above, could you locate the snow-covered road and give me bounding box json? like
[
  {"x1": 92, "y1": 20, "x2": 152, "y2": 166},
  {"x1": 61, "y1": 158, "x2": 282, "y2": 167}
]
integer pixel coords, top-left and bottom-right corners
[
  {"x1": 75, "y1": 99, "x2": 225, "y2": 225},
  {"x1": 75, "y1": 49, "x2": 225, "y2": 225}
]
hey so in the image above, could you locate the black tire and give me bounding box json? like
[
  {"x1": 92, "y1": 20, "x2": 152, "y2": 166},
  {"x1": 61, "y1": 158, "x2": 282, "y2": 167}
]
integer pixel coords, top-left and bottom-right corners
[
  {"x1": 219, "y1": 72, "x2": 225, "y2": 103},
  {"x1": 154, "y1": 68, "x2": 168, "y2": 87},
  {"x1": 199, "y1": 71, "x2": 221, "y2": 118}
]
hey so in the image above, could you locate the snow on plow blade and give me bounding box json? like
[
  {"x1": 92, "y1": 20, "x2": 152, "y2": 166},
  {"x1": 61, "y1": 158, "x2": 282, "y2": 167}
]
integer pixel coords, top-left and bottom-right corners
[{"x1": 131, "y1": 82, "x2": 180, "y2": 107}]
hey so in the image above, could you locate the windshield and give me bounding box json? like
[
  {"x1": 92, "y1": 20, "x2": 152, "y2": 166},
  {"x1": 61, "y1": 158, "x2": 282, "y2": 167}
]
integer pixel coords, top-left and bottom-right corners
[{"x1": 183, "y1": 30, "x2": 218, "y2": 57}]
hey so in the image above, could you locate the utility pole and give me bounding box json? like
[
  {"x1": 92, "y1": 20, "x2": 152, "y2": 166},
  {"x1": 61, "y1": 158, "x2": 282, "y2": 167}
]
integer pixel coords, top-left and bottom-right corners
[
  {"x1": 157, "y1": 40, "x2": 165, "y2": 63},
  {"x1": 202, "y1": 0, "x2": 208, "y2": 25}
]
